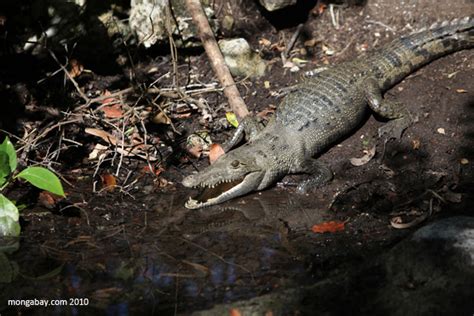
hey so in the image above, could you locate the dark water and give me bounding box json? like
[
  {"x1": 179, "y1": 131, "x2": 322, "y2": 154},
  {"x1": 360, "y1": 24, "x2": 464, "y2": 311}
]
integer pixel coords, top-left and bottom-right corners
[{"x1": 0, "y1": 188, "x2": 400, "y2": 315}]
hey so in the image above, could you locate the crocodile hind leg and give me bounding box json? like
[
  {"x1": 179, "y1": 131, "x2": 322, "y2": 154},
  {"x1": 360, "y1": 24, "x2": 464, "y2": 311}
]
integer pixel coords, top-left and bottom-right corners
[
  {"x1": 364, "y1": 78, "x2": 413, "y2": 139},
  {"x1": 222, "y1": 115, "x2": 265, "y2": 152},
  {"x1": 291, "y1": 159, "x2": 333, "y2": 193}
]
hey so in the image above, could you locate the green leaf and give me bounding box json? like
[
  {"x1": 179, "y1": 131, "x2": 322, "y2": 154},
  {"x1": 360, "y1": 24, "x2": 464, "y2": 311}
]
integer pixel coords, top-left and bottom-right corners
[
  {"x1": 0, "y1": 194, "x2": 20, "y2": 237},
  {"x1": 0, "y1": 194, "x2": 19, "y2": 221},
  {"x1": 225, "y1": 112, "x2": 239, "y2": 128},
  {"x1": 16, "y1": 167, "x2": 65, "y2": 197},
  {"x1": 0, "y1": 152, "x2": 9, "y2": 187},
  {"x1": 0, "y1": 137, "x2": 17, "y2": 172}
]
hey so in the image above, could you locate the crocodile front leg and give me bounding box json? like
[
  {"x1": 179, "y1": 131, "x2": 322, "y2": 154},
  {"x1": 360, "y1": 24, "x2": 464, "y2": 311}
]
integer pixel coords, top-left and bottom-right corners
[
  {"x1": 222, "y1": 115, "x2": 265, "y2": 152},
  {"x1": 364, "y1": 78, "x2": 413, "y2": 139},
  {"x1": 291, "y1": 159, "x2": 333, "y2": 193}
]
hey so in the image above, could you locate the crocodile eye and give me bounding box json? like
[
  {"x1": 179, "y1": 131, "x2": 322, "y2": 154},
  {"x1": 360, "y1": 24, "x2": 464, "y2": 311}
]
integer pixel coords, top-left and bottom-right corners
[{"x1": 231, "y1": 160, "x2": 240, "y2": 168}]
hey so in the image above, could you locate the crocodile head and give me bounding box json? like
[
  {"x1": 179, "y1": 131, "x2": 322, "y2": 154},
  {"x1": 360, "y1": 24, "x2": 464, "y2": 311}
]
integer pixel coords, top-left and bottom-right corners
[{"x1": 182, "y1": 146, "x2": 269, "y2": 209}]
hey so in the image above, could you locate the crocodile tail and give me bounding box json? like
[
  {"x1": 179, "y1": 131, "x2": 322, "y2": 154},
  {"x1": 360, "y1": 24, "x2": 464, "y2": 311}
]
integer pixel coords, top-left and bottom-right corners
[
  {"x1": 374, "y1": 16, "x2": 473, "y2": 89},
  {"x1": 408, "y1": 16, "x2": 474, "y2": 52}
]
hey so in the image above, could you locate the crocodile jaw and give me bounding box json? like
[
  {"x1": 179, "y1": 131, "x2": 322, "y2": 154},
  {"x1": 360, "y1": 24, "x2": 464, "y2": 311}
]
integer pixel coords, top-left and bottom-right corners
[{"x1": 184, "y1": 171, "x2": 264, "y2": 209}]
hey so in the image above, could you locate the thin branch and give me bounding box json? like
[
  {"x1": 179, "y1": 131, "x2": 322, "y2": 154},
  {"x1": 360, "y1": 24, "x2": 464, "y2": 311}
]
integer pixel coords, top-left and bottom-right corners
[{"x1": 184, "y1": 0, "x2": 249, "y2": 119}]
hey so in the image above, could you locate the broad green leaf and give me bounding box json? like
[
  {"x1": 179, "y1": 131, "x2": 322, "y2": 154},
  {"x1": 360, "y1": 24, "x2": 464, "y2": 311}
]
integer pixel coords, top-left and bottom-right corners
[
  {"x1": 0, "y1": 152, "x2": 10, "y2": 186},
  {"x1": 16, "y1": 167, "x2": 65, "y2": 197},
  {"x1": 0, "y1": 194, "x2": 19, "y2": 221},
  {"x1": 0, "y1": 215, "x2": 21, "y2": 238},
  {"x1": 225, "y1": 112, "x2": 239, "y2": 128},
  {"x1": 0, "y1": 137, "x2": 17, "y2": 172}
]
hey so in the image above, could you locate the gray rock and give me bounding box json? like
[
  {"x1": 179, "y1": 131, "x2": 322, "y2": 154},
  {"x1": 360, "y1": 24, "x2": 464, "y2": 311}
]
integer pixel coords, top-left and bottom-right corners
[
  {"x1": 258, "y1": 0, "x2": 297, "y2": 11},
  {"x1": 219, "y1": 38, "x2": 266, "y2": 78},
  {"x1": 375, "y1": 216, "x2": 474, "y2": 315},
  {"x1": 129, "y1": 0, "x2": 217, "y2": 48}
]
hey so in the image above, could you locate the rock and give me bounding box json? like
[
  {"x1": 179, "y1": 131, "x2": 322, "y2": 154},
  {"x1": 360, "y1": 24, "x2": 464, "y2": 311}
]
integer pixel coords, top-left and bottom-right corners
[
  {"x1": 129, "y1": 0, "x2": 217, "y2": 48},
  {"x1": 374, "y1": 216, "x2": 474, "y2": 315},
  {"x1": 258, "y1": 0, "x2": 297, "y2": 11},
  {"x1": 218, "y1": 38, "x2": 266, "y2": 78}
]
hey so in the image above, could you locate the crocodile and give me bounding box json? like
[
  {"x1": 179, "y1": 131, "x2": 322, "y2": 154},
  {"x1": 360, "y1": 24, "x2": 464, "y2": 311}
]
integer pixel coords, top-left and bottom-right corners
[{"x1": 183, "y1": 17, "x2": 474, "y2": 209}]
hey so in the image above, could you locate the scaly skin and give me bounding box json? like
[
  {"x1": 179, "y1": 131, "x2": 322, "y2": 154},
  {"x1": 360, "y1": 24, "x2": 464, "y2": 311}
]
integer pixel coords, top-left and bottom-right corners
[{"x1": 183, "y1": 17, "x2": 474, "y2": 209}]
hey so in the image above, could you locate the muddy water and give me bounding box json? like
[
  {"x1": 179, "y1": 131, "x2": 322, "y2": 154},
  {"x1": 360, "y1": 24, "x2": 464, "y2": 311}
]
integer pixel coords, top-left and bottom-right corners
[{"x1": 0, "y1": 187, "x2": 402, "y2": 315}]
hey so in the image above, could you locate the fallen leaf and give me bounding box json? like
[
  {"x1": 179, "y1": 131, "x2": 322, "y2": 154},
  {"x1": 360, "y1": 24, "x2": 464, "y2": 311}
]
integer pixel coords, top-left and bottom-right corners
[
  {"x1": 304, "y1": 38, "x2": 319, "y2": 47},
  {"x1": 101, "y1": 173, "x2": 117, "y2": 191},
  {"x1": 229, "y1": 308, "x2": 242, "y2": 316},
  {"x1": 312, "y1": 220, "x2": 346, "y2": 233},
  {"x1": 69, "y1": 59, "x2": 84, "y2": 78},
  {"x1": 350, "y1": 145, "x2": 376, "y2": 166},
  {"x1": 411, "y1": 139, "x2": 421, "y2": 150},
  {"x1": 38, "y1": 191, "x2": 61, "y2": 209},
  {"x1": 152, "y1": 111, "x2": 171, "y2": 125},
  {"x1": 226, "y1": 112, "x2": 239, "y2": 128},
  {"x1": 264, "y1": 81, "x2": 271, "y2": 89},
  {"x1": 437, "y1": 128, "x2": 446, "y2": 135},
  {"x1": 291, "y1": 57, "x2": 308, "y2": 65},
  {"x1": 101, "y1": 104, "x2": 124, "y2": 119},
  {"x1": 257, "y1": 105, "x2": 276, "y2": 119},
  {"x1": 88, "y1": 143, "x2": 109, "y2": 160},
  {"x1": 390, "y1": 213, "x2": 428, "y2": 229},
  {"x1": 85, "y1": 128, "x2": 118, "y2": 145},
  {"x1": 322, "y1": 44, "x2": 335, "y2": 56},
  {"x1": 209, "y1": 143, "x2": 225, "y2": 164},
  {"x1": 259, "y1": 38, "x2": 271, "y2": 47},
  {"x1": 100, "y1": 90, "x2": 117, "y2": 105}
]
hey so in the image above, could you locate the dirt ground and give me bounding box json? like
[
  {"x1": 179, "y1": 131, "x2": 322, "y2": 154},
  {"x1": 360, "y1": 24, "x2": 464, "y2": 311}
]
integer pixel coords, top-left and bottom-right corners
[{"x1": 1, "y1": 0, "x2": 473, "y2": 315}]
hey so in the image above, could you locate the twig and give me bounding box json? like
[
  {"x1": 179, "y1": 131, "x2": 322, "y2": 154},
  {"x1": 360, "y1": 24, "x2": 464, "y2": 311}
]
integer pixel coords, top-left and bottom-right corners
[
  {"x1": 48, "y1": 50, "x2": 89, "y2": 103},
  {"x1": 365, "y1": 19, "x2": 396, "y2": 34},
  {"x1": 283, "y1": 23, "x2": 304, "y2": 60},
  {"x1": 185, "y1": 0, "x2": 249, "y2": 119}
]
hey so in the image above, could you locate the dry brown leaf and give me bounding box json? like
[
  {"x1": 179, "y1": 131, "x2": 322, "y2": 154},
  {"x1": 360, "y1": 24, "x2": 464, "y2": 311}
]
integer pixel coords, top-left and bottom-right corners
[
  {"x1": 101, "y1": 104, "x2": 124, "y2": 119},
  {"x1": 350, "y1": 145, "x2": 376, "y2": 166},
  {"x1": 152, "y1": 111, "x2": 171, "y2": 125},
  {"x1": 85, "y1": 128, "x2": 118, "y2": 145},
  {"x1": 257, "y1": 105, "x2": 276, "y2": 119},
  {"x1": 101, "y1": 173, "x2": 117, "y2": 191},
  {"x1": 304, "y1": 38, "x2": 319, "y2": 47},
  {"x1": 412, "y1": 139, "x2": 421, "y2": 150},
  {"x1": 390, "y1": 213, "x2": 428, "y2": 229},
  {"x1": 259, "y1": 38, "x2": 271, "y2": 47},
  {"x1": 38, "y1": 191, "x2": 61, "y2": 209},
  {"x1": 69, "y1": 59, "x2": 84, "y2": 78},
  {"x1": 209, "y1": 143, "x2": 225, "y2": 164}
]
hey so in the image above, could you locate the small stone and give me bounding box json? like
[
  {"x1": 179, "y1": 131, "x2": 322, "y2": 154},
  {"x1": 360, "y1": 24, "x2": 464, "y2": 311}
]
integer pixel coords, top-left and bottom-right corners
[
  {"x1": 437, "y1": 128, "x2": 446, "y2": 135},
  {"x1": 460, "y1": 158, "x2": 469, "y2": 165},
  {"x1": 219, "y1": 38, "x2": 266, "y2": 78}
]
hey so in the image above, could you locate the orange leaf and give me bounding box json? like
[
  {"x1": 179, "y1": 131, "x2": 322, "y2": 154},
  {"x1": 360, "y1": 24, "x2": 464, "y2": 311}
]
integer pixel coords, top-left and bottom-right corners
[
  {"x1": 101, "y1": 104, "x2": 124, "y2": 119},
  {"x1": 312, "y1": 220, "x2": 346, "y2": 233},
  {"x1": 38, "y1": 191, "x2": 61, "y2": 209},
  {"x1": 229, "y1": 308, "x2": 242, "y2": 316},
  {"x1": 209, "y1": 143, "x2": 225, "y2": 164},
  {"x1": 101, "y1": 173, "x2": 117, "y2": 191}
]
